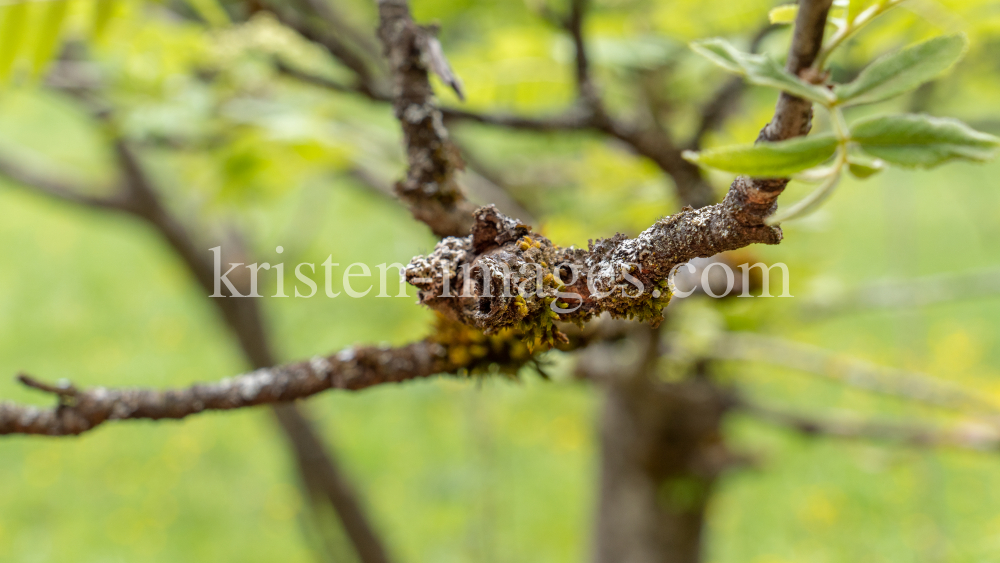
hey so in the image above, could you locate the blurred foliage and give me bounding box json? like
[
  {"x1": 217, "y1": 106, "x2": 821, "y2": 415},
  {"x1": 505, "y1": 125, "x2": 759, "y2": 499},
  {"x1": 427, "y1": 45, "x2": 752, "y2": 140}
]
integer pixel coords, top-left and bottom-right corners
[{"x1": 1, "y1": 0, "x2": 1000, "y2": 562}]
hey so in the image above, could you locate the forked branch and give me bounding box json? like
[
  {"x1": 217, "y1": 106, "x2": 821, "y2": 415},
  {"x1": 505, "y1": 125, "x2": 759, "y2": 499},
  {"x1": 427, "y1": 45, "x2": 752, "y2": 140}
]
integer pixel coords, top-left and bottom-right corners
[
  {"x1": 0, "y1": 341, "x2": 443, "y2": 435},
  {"x1": 404, "y1": 0, "x2": 834, "y2": 331},
  {"x1": 0, "y1": 0, "x2": 836, "y2": 437},
  {"x1": 0, "y1": 328, "x2": 533, "y2": 436}
]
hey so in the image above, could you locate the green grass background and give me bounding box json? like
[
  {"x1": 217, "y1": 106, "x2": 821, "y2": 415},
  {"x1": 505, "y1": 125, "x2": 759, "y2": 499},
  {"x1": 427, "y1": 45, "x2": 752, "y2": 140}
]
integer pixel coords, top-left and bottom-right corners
[{"x1": 2, "y1": 0, "x2": 1000, "y2": 561}]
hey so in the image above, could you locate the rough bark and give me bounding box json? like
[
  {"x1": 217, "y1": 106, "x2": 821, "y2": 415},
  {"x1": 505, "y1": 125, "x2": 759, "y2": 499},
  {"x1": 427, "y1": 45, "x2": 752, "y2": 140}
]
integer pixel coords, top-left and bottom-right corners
[
  {"x1": 405, "y1": 194, "x2": 781, "y2": 335},
  {"x1": 0, "y1": 139, "x2": 396, "y2": 563},
  {"x1": 401, "y1": 6, "x2": 834, "y2": 336},
  {"x1": 119, "y1": 142, "x2": 397, "y2": 563},
  {"x1": 594, "y1": 378, "x2": 731, "y2": 563},
  {"x1": 376, "y1": 0, "x2": 476, "y2": 237},
  {"x1": 0, "y1": 337, "x2": 470, "y2": 436},
  {"x1": 711, "y1": 332, "x2": 999, "y2": 415},
  {"x1": 276, "y1": 0, "x2": 722, "y2": 209},
  {"x1": 578, "y1": 328, "x2": 734, "y2": 563},
  {"x1": 1, "y1": 4, "x2": 835, "y2": 562},
  {"x1": 583, "y1": 3, "x2": 834, "y2": 562}
]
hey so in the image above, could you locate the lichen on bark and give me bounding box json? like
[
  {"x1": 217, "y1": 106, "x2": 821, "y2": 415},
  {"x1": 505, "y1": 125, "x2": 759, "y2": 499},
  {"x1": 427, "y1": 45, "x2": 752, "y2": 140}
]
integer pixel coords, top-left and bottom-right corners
[{"x1": 408, "y1": 205, "x2": 782, "y2": 340}]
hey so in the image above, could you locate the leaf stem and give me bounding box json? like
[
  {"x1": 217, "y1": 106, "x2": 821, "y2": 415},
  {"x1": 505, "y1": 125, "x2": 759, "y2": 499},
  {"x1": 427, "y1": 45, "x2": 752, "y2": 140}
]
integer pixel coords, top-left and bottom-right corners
[
  {"x1": 831, "y1": 106, "x2": 850, "y2": 142},
  {"x1": 813, "y1": 0, "x2": 907, "y2": 70},
  {"x1": 766, "y1": 146, "x2": 848, "y2": 224}
]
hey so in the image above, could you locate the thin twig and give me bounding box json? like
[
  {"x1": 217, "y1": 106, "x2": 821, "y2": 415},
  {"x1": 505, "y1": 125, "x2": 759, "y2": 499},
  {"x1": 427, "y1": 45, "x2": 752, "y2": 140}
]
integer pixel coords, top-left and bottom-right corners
[
  {"x1": 740, "y1": 399, "x2": 1000, "y2": 452},
  {"x1": 2, "y1": 70, "x2": 397, "y2": 562},
  {"x1": 0, "y1": 340, "x2": 455, "y2": 436},
  {"x1": 17, "y1": 374, "x2": 78, "y2": 398},
  {"x1": 448, "y1": 138, "x2": 538, "y2": 225},
  {"x1": 273, "y1": 0, "x2": 720, "y2": 207},
  {"x1": 269, "y1": 1, "x2": 385, "y2": 99},
  {"x1": 803, "y1": 268, "x2": 1000, "y2": 318},
  {"x1": 712, "y1": 333, "x2": 999, "y2": 415},
  {"x1": 301, "y1": 0, "x2": 383, "y2": 59}
]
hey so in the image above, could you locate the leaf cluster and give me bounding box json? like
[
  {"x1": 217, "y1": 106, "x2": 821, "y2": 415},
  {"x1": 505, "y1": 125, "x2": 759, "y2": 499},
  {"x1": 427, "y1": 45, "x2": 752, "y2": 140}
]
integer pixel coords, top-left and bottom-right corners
[{"x1": 684, "y1": 7, "x2": 997, "y2": 222}]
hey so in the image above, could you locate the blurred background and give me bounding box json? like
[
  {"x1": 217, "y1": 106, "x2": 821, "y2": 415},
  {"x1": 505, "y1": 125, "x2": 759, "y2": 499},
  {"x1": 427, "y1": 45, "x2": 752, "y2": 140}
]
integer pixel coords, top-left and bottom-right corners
[{"x1": 2, "y1": 0, "x2": 1000, "y2": 561}]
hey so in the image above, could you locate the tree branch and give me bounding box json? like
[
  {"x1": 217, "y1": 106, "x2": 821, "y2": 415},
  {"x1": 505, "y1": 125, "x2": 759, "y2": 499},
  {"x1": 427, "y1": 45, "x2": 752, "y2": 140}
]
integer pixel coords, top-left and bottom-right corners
[
  {"x1": 269, "y1": 1, "x2": 386, "y2": 99},
  {"x1": 0, "y1": 308, "x2": 542, "y2": 436},
  {"x1": 376, "y1": 0, "x2": 477, "y2": 237},
  {"x1": 1, "y1": 78, "x2": 396, "y2": 562},
  {"x1": 735, "y1": 0, "x2": 834, "y2": 214},
  {"x1": 0, "y1": 149, "x2": 131, "y2": 212},
  {"x1": 556, "y1": 0, "x2": 715, "y2": 207},
  {"x1": 0, "y1": 339, "x2": 455, "y2": 436},
  {"x1": 401, "y1": 0, "x2": 841, "y2": 334},
  {"x1": 276, "y1": 58, "x2": 594, "y2": 133},
  {"x1": 447, "y1": 137, "x2": 538, "y2": 226},
  {"x1": 300, "y1": 0, "x2": 383, "y2": 60},
  {"x1": 564, "y1": 0, "x2": 600, "y2": 113},
  {"x1": 272, "y1": 405, "x2": 394, "y2": 563},
  {"x1": 405, "y1": 199, "x2": 780, "y2": 333},
  {"x1": 275, "y1": 0, "x2": 720, "y2": 208},
  {"x1": 759, "y1": 0, "x2": 831, "y2": 144},
  {"x1": 599, "y1": 120, "x2": 716, "y2": 208},
  {"x1": 740, "y1": 399, "x2": 1000, "y2": 452},
  {"x1": 441, "y1": 106, "x2": 593, "y2": 131},
  {"x1": 276, "y1": 58, "x2": 384, "y2": 98},
  {"x1": 712, "y1": 333, "x2": 999, "y2": 415},
  {"x1": 803, "y1": 268, "x2": 1000, "y2": 318}
]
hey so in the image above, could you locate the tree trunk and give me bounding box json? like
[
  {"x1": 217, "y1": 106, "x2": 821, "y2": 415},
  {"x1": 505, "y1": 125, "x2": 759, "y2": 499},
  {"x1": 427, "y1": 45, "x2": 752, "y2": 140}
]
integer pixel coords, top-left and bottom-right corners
[{"x1": 584, "y1": 326, "x2": 731, "y2": 563}]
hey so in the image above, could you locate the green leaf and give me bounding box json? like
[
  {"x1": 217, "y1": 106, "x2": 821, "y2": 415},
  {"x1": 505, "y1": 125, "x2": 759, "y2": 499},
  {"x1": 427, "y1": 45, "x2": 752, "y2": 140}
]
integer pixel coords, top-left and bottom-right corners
[
  {"x1": 769, "y1": 4, "x2": 798, "y2": 24},
  {"x1": 691, "y1": 39, "x2": 836, "y2": 104},
  {"x1": 0, "y1": 2, "x2": 30, "y2": 83},
  {"x1": 834, "y1": 34, "x2": 967, "y2": 107},
  {"x1": 184, "y1": 0, "x2": 231, "y2": 27},
  {"x1": 846, "y1": 151, "x2": 885, "y2": 178},
  {"x1": 683, "y1": 133, "x2": 839, "y2": 177},
  {"x1": 851, "y1": 114, "x2": 1000, "y2": 168},
  {"x1": 31, "y1": 0, "x2": 70, "y2": 77}
]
